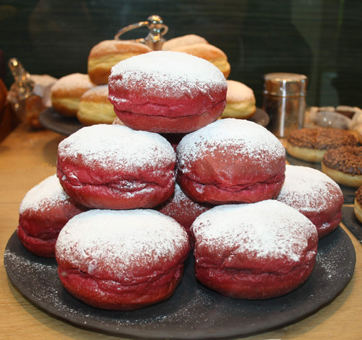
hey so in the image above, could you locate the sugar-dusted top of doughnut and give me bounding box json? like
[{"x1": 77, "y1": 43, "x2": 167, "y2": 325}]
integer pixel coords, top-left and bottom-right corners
[
  {"x1": 109, "y1": 51, "x2": 227, "y2": 98},
  {"x1": 56, "y1": 209, "x2": 189, "y2": 280},
  {"x1": 177, "y1": 118, "x2": 285, "y2": 172},
  {"x1": 19, "y1": 174, "x2": 69, "y2": 214},
  {"x1": 191, "y1": 200, "x2": 317, "y2": 262},
  {"x1": 277, "y1": 165, "x2": 343, "y2": 212},
  {"x1": 227, "y1": 80, "x2": 255, "y2": 103},
  {"x1": 51, "y1": 73, "x2": 94, "y2": 92},
  {"x1": 58, "y1": 124, "x2": 176, "y2": 170}
]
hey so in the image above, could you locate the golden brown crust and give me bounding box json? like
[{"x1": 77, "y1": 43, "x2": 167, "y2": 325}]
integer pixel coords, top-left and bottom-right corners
[
  {"x1": 322, "y1": 162, "x2": 362, "y2": 187},
  {"x1": 286, "y1": 143, "x2": 327, "y2": 162},
  {"x1": 287, "y1": 128, "x2": 357, "y2": 150},
  {"x1": 170, "y1": 44, "x2": 231, "y2": 78},
  {"x1": 162, "y1": 34, "x2": 208, "y2": 51},
  {"x1": 88, "y1": 40, "x2": 152, "y2": 85},
  {"x1": 77, "y1": 86, "x2": 116, "y2": 125},
  {"x1": 88, "y1": 40, "x2": 153, "y2": 59},
  {"x1": 51, "y1": 73, "x2": 94, "y2": 117}
]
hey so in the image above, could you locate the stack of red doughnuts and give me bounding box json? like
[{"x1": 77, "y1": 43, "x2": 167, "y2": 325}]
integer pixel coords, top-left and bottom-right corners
[
  {"x1": 108, "y1": 51, "x2": 227, "y2": 133},
  {"x1": 57, "y1": 124, "x2": 176, "y2": 210},
  {"x1": 277, "y1": 165, "x2": 344, "y2": 239},
  {"x1": 17, "y1": 175, "x2": 87, "y2": 257},
  {"x1": 176, "y1": 118, "x2": 286, "y2": 204}
]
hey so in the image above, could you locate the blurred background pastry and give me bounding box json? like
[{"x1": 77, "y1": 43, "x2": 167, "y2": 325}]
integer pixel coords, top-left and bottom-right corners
[
  {"x1": 87, "y1": 40, "x2": 153, "y2": 85},
  {"x1": 51, "y1": 73, "x2": 94, "y2": 117},
  {"x1": 221, "y1": 80, "x2": 256, "y2": 119},
  {"x1": 170, "y1": 43, "x2": 231, "y2": 78},
  {"x1": 162, "y1": 34, "x2": 208, "y2": 51},
  {"x1": 77, "y1": 85, "x2": 116, "y2": 126}
]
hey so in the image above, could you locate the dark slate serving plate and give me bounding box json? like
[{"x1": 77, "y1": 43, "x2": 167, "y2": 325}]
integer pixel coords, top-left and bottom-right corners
[
  {"x1": 39, "y1": 107, "x2": 83, "y2": 136},
  {"x1": 4, "y1": 227, "x2": 355, "y2": 339}
]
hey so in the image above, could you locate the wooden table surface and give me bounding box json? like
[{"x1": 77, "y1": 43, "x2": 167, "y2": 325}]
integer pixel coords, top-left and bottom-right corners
[{"x1": 1, "y1": 124, "x2": 361, "y2": 340}]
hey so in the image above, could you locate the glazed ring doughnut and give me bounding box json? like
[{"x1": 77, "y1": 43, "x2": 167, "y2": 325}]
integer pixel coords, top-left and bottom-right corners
[
  {"x1": 322, "y1": 146, "x2": 362, "y2": 187},
  {"x1": 354, "y1": 185, "x2": 362, "y2": 223},
  {"x1": 287, "y1": 127, "x2": 357, "y2": 162}
]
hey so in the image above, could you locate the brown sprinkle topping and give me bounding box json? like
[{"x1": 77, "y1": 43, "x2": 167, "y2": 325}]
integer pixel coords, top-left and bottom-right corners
[
  {"x1": 322, "y1": 146, "x2": 362, "y2": 175},
  {"x1": 355, "y1": 185, "x2": 362, "y2": 204},
  {"x1": 287, "y1": 128, "x2": 357, "y2": 150}
]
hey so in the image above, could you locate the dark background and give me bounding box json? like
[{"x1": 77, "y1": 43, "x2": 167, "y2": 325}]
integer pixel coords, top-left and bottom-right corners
[{"x1": 1, "y1": 0, "x2": 361, "y2": 108}]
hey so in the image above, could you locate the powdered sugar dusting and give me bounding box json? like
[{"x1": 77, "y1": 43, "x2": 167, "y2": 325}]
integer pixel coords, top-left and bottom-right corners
[
  {"x1": 191, "y1": 200, "x2": 317, "y2": 262},
  {"x1": 277, "y1": 165, "x2": 343, "y2": 212},
  {"x1": 58, "y1": 124, "x2": 175, "y2": 171},
  {"x1": 19, "y1": 174, "x2": 69, "y2": 214},
  {"x1": 177, "y1": 119, "x2": 285, "y2": 173},
  {"x1": 56, "y1": 209, "x2": 188, "y2": 281},
  {"x1": 109, "y1": 51, "x2": 226, "y2": 99}
]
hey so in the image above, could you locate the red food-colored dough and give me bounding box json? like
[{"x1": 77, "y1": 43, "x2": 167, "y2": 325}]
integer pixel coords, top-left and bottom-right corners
[
  {"x1": 57, "y1": 124, "x2": 176, "y2": 210},
  {"x1": 108, "y1": 51, "x2": 227, "y2": 133},
  {"x1": 176, "y1": 119, "x2": 286, "y2": 204},
  {"x1": 55, "y1": 209, "x2": 190, "y2": 310},
  {"x1": 277, "y1": 165, "x2": 344, "y2": 238},
  {"x1": 191, "y1": 201, "x2": 318, "y2": 299},
  {"x1": 156, "y1": 183, "x2": 213, "y2": 239},
  {"x1": 17, "y1": 175, "x2": 86, "y2": 257}
]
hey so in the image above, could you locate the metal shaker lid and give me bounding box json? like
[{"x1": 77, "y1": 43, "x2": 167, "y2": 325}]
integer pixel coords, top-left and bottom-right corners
[{"x1": 263, "y1": 72, "x2": 308, "y2": 96}]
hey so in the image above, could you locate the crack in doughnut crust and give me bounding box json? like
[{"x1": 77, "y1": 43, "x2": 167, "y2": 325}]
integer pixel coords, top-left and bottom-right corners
[{"x1": 57, "y1": 124, "x2": 176, "y2": 209}]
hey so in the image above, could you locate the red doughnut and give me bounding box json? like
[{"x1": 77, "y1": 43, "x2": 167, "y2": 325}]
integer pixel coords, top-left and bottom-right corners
[
  {"x1": 176, "y1": 118, "x2": 286, "y2": 204},
  {"x1": 17, "y1": 175, "x2": 87, "y2": 257},
  {"x1": 55, "y1": 209, "x2": 190, "y2": 310},
  {"x1": 191, "y1": 200, "x2": 318, "y2": 300},
  {"x1": 277, "y1": 165, "x2": 343, "y2": 239},
  {"x1": 57, "y1": 124, "x2": 176, "y2": 210},
  {"x1": 156, "y1": 183, "x2": 213, "y2": 238},
  {"x1": 108, "y1": 51, "x2": 227, "y2": 133}
]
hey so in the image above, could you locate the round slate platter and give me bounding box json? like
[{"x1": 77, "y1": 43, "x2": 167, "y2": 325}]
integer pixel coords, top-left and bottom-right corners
[
  {"x1": 4, "y1": 227, "x2": 355, "y2": 339},
  {"x1": 39, "y1": 107, "x2": 270, "y2": 137}
]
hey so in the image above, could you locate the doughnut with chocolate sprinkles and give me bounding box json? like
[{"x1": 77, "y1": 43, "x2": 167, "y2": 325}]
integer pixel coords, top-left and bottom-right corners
[
  {"x1": 287, "y1": 128, "x2": 357, "y2": 162},
  {"x1": 322, "y1": 146, "x2": 362, "y2": 187}
]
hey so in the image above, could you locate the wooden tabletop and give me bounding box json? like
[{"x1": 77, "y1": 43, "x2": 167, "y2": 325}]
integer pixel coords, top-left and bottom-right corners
[{"x1": 1, "y1": 123, "x2": 361, "y2": 340}]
